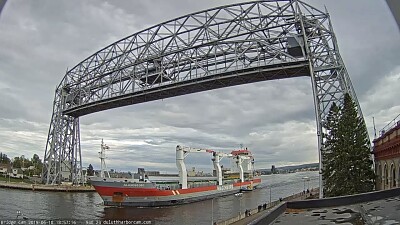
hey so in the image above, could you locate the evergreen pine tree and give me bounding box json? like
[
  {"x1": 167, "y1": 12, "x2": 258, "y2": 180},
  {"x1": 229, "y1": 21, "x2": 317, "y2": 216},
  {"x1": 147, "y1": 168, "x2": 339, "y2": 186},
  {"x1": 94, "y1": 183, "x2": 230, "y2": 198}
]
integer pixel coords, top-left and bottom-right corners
[
  {"x1": 87, "y1": 164, "x2": 94, "y2": 176},
  {"x1": 322, "y1": 93, "x2": 375, "y2": 197},
  {"x1": 339, "y1": 93, "x2": 375, "y2": 194},
  {"x1": 322, "y1": 102, "x2": 341, "y2": 197}
]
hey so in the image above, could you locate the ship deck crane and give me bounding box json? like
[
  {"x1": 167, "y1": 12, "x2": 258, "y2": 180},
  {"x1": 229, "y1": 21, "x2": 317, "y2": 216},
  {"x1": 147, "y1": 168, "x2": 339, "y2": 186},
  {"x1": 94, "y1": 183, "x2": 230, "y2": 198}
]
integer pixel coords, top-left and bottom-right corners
[
  {"x1": 176, "y1": 145, "x2": 214, "y2": 189},
  {"x1": 235, "y1": 155, "x2": 252, "y2": 182},
  {"x1": 212, "y1": 152, "x2": 232, "y2": 185}
]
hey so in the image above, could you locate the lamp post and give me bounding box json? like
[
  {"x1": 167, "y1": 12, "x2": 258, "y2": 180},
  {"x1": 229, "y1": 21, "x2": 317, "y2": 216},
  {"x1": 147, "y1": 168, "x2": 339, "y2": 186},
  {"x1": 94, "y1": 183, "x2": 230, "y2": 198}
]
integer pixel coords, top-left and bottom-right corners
[
  {"x1": 269, "y1": 186, "x2": 272, "y2": 203},
  {"x1": 302, "y1": 176, "x2": 310, "y2": 197},
  {"x1": 211, "y1": 198, "x2": 214, "y2": 225},
  {"x1": 302, "y1": 177, "x2": 310, "y2": 197},
  {"x1": 21, "y1": 155, "x2": 25, "y2": 179}
]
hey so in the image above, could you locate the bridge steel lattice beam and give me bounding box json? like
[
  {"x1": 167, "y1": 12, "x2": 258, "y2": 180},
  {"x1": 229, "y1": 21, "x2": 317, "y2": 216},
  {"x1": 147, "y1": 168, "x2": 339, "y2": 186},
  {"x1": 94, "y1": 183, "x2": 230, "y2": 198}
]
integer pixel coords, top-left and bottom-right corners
[{"x1": 42, "y1": 0, "x2": 369, "y2": 195}]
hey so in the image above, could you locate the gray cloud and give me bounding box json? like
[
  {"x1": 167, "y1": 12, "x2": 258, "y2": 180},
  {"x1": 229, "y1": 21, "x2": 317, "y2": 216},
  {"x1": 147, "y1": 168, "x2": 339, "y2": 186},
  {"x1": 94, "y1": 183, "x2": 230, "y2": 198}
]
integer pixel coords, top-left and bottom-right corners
[{"x1": 0, "y1": 0, "x2": 399, "y2": 173}]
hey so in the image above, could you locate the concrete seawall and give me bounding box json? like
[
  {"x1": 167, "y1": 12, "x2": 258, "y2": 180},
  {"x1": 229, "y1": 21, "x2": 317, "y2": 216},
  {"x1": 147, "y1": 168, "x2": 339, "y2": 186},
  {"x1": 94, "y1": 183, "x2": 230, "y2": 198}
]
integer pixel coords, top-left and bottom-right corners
[
  {"x1": 0, "y1": 181, "x2": 95, "y2": 192},
  {"x1": 286, "y1": 187, "x2": 400, "y2": 209},
  {"x1": 217, "y1": 188, "x2": 319, "y2": 225}
]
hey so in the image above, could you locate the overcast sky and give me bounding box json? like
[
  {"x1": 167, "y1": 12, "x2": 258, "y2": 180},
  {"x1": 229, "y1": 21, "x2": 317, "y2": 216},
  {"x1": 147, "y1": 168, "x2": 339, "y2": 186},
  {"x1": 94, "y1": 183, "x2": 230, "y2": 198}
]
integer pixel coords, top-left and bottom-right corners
[{"x1": 0, "y1": 0, "x2": 399, "y2": 173}]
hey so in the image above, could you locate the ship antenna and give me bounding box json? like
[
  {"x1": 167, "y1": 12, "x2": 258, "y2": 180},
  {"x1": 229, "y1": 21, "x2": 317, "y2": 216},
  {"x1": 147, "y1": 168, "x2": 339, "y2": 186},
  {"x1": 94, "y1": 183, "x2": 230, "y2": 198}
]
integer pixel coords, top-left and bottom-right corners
[{"x1": 99, "y1": 139, "x2": 110, "y2": 178}]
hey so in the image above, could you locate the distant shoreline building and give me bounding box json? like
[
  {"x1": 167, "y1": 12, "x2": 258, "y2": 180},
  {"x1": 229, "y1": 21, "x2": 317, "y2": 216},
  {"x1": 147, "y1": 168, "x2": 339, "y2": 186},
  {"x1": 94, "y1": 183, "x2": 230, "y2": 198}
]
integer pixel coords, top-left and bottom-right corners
[
  {"x1": 271, "y1": 165, "x2": 277, "y2": 174},
  {"x1": 373, "y1": 114, "x2": 400, "y2": 190}
]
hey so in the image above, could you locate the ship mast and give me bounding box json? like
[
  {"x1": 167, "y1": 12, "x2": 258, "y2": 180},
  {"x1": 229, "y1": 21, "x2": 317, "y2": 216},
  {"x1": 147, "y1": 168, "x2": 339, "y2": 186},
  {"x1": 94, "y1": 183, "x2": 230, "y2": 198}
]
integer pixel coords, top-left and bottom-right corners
[{"x1": 99, "y1": 139, "x2": 110, "y2": 178}]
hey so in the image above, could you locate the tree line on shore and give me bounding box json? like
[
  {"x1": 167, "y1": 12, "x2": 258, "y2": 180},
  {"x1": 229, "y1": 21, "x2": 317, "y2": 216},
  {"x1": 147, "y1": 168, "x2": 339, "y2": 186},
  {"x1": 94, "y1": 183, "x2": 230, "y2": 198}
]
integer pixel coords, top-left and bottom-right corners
[{"x1": 0, "y1": 152, "x2": 43, "y2": 176}]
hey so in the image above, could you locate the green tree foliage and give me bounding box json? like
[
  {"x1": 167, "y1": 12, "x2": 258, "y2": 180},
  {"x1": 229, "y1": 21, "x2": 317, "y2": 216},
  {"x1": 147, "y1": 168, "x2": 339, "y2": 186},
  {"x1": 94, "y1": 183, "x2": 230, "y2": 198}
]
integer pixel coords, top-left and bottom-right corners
[
  {"x1": 87, "y1": 164, "x2": 94, "y2": 176},
  {"x1": 12, "y1": 156, "x2": 31, "y2": 168},
  {"x1": 12, "y1": 157, "x2": 22, "y2": 168},
  {"x1": 322, "y1": 93, "x2": 375, "y2": 197},
  {"x1": 31, "y1": 154, "x2": 40, "y2": 164},
  {"x1": 6, "y1": 154, "x2": 44, "y2": 176},
  {"x1": 31, "y1": 154, "x2": 43, "y2": 176},
  {"x1": 0, "y1": 152, "x2": 11, "y2": 164},
  {"x1": 322, "y1": 102, "x2": 340, "y2": 196}
]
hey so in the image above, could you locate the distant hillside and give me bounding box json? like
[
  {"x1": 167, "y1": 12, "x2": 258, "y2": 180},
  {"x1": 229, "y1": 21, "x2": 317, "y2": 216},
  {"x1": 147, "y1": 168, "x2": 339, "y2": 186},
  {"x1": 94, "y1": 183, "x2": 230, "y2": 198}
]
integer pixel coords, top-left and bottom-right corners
[
  {"x1": 259, "y1": 163, "x2": 319, "y2": 172},
  {"x1": 277, "y1": 163, "x2": 318, "y2": 171}
]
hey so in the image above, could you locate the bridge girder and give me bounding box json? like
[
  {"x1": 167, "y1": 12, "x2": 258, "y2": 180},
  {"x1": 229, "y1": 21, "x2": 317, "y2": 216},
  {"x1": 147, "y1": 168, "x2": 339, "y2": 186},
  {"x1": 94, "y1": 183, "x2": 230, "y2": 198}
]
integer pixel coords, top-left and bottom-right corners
[
  {"x1": 42, "y1": 0, "x2": 368, "y2": 198},
  {"x1": 61, "y1": 0, "x2": 318, "y2": 116}
]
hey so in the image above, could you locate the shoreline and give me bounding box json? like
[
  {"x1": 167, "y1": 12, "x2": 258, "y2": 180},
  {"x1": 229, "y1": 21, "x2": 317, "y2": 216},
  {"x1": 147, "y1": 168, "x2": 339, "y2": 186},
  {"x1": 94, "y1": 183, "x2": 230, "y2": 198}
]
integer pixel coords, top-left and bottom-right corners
[{"x1": 0, "y1": 181, "x2": 95, "y2": 192}]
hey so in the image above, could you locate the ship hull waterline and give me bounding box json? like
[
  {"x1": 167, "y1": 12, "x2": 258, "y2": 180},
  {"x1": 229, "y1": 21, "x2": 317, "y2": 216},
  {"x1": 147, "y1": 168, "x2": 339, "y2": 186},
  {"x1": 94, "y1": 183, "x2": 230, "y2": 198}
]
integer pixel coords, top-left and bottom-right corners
[{"x1": 91, "y1": 178, "x2": 262, "y2": 207}]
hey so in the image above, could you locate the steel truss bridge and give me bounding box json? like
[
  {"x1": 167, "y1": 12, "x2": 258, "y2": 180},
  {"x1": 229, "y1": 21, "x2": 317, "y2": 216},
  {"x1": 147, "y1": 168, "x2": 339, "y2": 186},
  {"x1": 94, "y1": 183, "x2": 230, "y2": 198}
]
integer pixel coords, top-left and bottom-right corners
[{"x1": 42, "y1": 0, "x2": 368, "y2": 197}]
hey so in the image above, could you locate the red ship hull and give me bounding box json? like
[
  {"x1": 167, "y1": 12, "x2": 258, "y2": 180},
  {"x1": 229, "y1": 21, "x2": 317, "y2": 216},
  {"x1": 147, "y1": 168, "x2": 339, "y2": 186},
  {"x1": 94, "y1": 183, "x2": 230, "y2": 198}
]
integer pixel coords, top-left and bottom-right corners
[{"x1": 90, "y1": 178, "x2": 262, "y2": 207}]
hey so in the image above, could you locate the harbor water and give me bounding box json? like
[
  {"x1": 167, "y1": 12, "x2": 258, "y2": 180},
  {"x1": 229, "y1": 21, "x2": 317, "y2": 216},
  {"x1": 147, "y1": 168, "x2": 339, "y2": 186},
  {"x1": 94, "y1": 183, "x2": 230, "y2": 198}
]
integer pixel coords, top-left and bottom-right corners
[{"x1": 0, "y1": 171, "x2": 318, "y2": 224}]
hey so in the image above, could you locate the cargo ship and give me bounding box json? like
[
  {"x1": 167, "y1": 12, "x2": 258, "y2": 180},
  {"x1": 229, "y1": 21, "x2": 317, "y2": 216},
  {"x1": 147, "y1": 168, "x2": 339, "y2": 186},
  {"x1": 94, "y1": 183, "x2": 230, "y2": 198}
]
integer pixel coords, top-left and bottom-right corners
[{"x1": 88, "y1": 144, "x2": 261, "y2": 207}]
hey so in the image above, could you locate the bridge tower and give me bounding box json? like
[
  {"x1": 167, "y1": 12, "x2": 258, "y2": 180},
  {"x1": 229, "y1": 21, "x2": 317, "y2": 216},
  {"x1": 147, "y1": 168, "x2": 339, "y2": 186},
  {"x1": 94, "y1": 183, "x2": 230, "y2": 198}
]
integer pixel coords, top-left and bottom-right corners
[
  {"x1": 42, "y1": 0, "x2": 369, "y2": 198},
  {"x1": 42, "y1": 86, "x2": 82, "y2": 184}
]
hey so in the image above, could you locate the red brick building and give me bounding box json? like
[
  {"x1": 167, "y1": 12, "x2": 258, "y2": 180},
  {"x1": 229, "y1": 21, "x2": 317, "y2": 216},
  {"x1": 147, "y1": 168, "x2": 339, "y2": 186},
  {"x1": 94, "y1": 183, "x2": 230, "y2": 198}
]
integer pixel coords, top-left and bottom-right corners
[{"x1": 373, "y1": 115, "x2": 400, "y2": 190}]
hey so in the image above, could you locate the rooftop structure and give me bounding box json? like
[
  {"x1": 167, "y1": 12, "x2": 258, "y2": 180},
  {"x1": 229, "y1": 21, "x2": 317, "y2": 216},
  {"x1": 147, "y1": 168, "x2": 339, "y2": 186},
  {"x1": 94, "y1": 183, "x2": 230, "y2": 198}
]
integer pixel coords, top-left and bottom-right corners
[{"x1": 247, "y1": 187, "x2": 400, "y2": 225}]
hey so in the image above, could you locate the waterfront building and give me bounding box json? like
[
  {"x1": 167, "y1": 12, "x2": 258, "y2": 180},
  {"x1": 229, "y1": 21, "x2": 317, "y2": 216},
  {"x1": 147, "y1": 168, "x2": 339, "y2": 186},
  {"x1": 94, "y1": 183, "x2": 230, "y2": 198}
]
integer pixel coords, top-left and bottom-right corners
[
  {"x1": 213, "y1": 166, "x2": 230, "y2": 176},
  {"x1": 373, "y1": 114, "x2": 400, "y2": 190},
  {"x1": 9, "y1": 168, "x2": 23, "y2": 178},
  {"x1": 0, "y1": 163, "x2": 10, "y2": 175},
  {"x1": 146, "y1": 170, "x2": 161, "y2": 176},
  {"x1": 188, "y1": 167, "x2": 196, "y2": 177},
  {"x1": 271, "y1": 165, "x2": 277, "y2": 174},
  {"x1": 110, "y1": 171, "x2": 132, "y2": 179}
]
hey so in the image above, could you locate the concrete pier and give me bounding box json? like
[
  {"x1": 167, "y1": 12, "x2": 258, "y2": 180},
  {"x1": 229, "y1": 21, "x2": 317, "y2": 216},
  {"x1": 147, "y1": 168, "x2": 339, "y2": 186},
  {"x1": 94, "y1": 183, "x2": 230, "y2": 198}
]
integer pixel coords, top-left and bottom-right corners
[{"x1": 0, "y1": 181, "x2": 95, "y2": 192}]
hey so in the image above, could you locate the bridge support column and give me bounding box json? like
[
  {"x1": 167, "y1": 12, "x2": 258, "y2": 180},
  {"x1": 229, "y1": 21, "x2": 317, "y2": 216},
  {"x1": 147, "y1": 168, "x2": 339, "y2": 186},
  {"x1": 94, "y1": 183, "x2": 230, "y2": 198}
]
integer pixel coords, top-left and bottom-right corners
[
  {"x1": 42, "y1": 87, "x2": 82, "y2": 185},
  {"x1": 294, "y1": 1, "x2": 370, "y2": 198}
]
